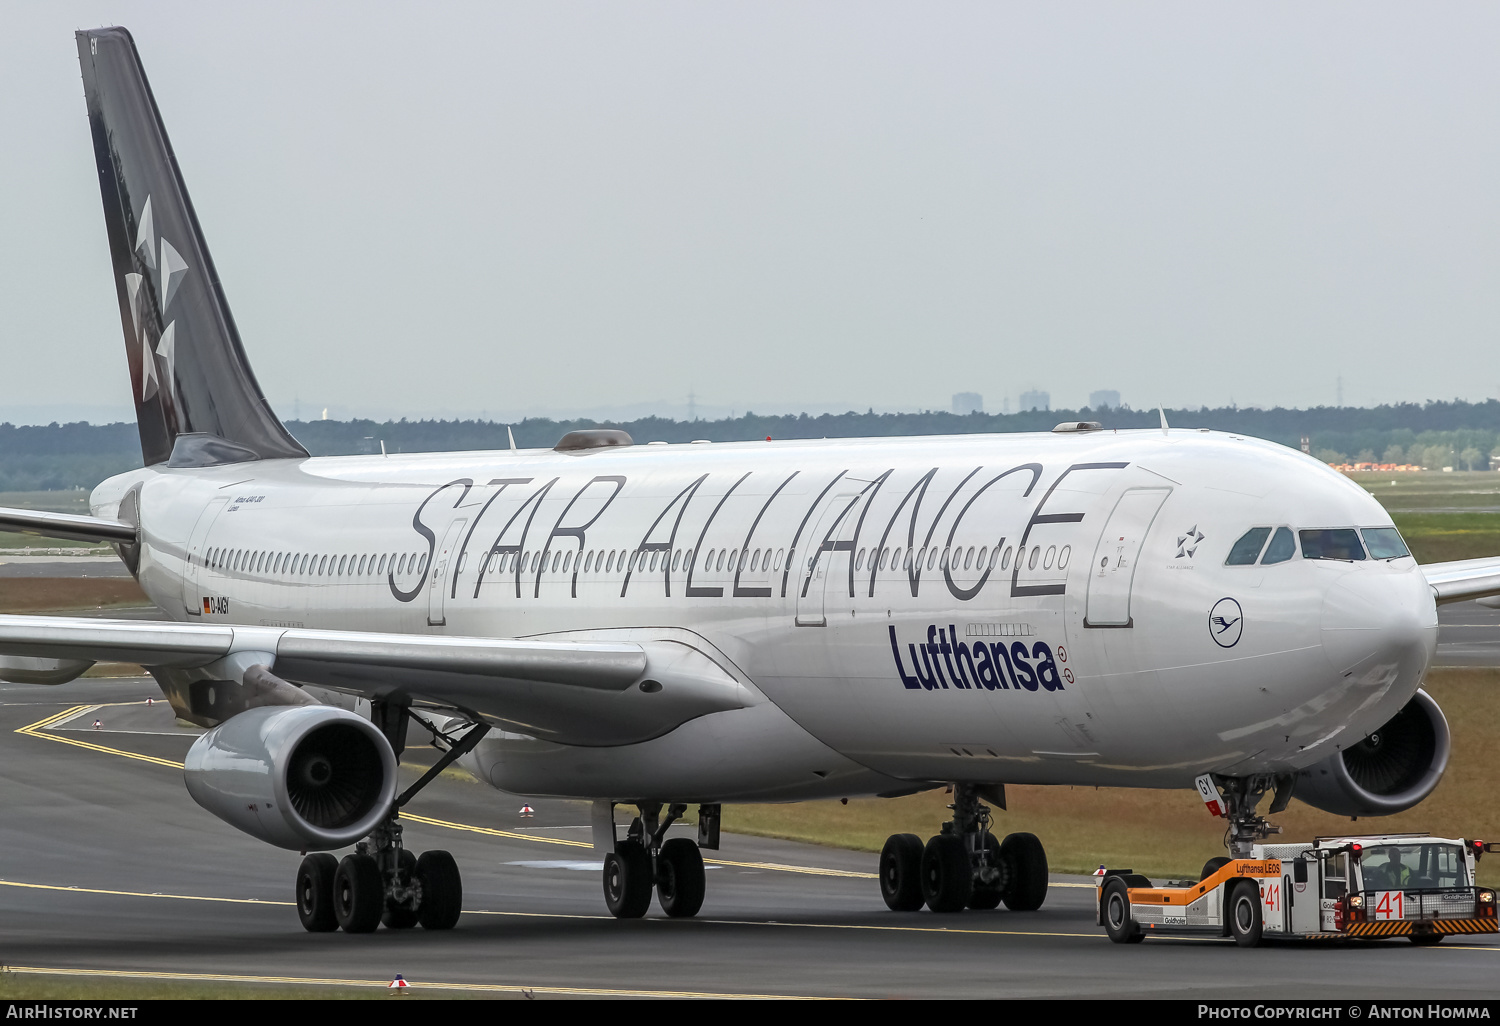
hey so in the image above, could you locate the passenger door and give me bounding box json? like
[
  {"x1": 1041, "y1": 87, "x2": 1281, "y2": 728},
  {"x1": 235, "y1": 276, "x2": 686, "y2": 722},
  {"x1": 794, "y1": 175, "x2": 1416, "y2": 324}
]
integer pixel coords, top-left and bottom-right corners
[
  {"x1": 794, "y1": 494, "x2": 859, "y2": 627},
  {"x1": 181, "y1": 496, "x2": 229, "y2": 616},
  {"x1": 1084, "y1": 487, "x2": 1171, "y2": 627}
]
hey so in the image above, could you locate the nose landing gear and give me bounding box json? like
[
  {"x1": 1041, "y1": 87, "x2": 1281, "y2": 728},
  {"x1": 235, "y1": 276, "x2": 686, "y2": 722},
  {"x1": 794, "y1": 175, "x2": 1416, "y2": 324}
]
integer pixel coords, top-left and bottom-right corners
[
  {"x1": 880, "y1": 783, "x2": 1049, "y2": 914},
  {"x1": 1214, "y1": 774, "x2": 1291, "y2": 857}
]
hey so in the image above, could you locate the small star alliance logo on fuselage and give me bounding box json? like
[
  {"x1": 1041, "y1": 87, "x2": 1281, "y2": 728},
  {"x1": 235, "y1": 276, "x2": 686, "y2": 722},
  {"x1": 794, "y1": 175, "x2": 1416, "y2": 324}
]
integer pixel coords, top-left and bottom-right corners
[
  {"x1": 1177, "y1": 525, "x2": 1205, "y2": 559},
  {"x1": 1209, "y1": 597, "x2": 1243, "y2": 648}
]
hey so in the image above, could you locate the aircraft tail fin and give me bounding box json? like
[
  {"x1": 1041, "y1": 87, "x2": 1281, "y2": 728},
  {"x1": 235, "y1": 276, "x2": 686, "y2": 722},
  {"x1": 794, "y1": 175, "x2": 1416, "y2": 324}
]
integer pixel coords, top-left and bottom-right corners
[{"x1": 76, "y1": 27, "x2": 307, "y2": 468}]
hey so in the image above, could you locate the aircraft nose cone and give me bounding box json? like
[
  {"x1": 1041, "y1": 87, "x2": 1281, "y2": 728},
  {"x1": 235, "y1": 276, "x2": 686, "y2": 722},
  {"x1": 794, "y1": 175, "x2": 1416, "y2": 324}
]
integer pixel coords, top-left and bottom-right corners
[{"x1": 1320, "y1": 569, "x2": 1436, "y2": 683}]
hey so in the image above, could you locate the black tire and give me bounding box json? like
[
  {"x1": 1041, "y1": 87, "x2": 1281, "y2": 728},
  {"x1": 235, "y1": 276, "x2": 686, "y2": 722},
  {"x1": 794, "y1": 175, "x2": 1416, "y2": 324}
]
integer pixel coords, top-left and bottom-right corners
[
  {"x1": 1102, "y1": 877, "x2": 1144, "y2": 944},
  {"x1": 1229, "y1": 880, "x2": 1263, "y2": 947},
  {"x1": 333, "y1": 853, "x2": 384, "y2": 934},
  {"x1": 295, "y1": 853, "x2": 339, "y2": 933},
  {"x1": 921, "y1": 833, "x2": 973, "y2": 913},
  {"x1": 415, "y1": 850, "x2": 462, "y2": 930},
  {"x1": 603, "y1": 839, "x2": 653, "y2": 919},
  {"x1": 1410, "y1": 932, "x2": 1444, "y2": 946},
  {"x1": 656, "y1": 837, "x2": 706, "y2": 918},
  {"x1": 1201, "y1": 856, "x2": 1231, "y2": 881},
  {"x1": 879, "y1": 833, "x2": 925, "y2": 912},
  {"x1": 382, "y1": 849, "x2": 419, "y2": 930},
  {"x1": 967, "y1": 834, "x2": 1004, "y2": 910},
  {"x1": 1000, "y1": 832, "x2": 1049, "y2": 911}
]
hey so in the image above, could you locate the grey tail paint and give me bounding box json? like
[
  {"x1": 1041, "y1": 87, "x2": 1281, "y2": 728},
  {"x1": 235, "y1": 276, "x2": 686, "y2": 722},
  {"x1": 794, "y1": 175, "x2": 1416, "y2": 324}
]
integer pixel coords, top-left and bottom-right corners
[{"x1": 76, "y1": 27, "x2": 308, "y2": 469}]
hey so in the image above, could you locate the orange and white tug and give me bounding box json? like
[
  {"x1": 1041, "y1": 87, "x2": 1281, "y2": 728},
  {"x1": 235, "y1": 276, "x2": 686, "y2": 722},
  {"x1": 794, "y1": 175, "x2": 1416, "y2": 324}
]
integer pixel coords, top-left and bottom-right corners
[{"x1": 1099, "y1": 833, "x2": 1497, "y2": 947}]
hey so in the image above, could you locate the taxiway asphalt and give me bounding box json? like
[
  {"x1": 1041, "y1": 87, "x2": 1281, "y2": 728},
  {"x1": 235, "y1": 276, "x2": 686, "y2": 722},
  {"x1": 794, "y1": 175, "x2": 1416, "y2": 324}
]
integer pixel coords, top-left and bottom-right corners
[{"x1": 1, "y1": 677, "x2": 1496, "y2": 1000}]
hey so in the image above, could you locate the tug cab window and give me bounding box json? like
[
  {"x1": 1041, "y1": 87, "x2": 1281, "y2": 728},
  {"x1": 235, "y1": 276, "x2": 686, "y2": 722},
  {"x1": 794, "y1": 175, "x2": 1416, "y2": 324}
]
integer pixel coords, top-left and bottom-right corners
[
  {"x1": 1323, "y1": 852, "x2": 1347, "y2": 900},
  {"x1": 1300, "y1": 529, "x2": 1365, "y2": 561}
]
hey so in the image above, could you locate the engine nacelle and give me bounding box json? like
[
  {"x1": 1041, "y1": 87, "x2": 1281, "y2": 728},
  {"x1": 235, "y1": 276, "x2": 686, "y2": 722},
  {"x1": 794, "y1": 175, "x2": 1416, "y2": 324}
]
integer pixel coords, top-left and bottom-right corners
[
  {"x1": 1294, "y1": 689, "x2": 1450, "y2": 818},
  {"x1": 184, "y1": 704, "x2": 397, "y2": 850}
]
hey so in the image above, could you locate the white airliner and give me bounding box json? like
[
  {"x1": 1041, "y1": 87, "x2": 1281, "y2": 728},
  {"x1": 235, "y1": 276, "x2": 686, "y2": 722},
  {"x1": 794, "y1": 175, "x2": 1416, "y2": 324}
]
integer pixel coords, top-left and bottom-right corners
[{"x1": 3, "y1": 27, "x2": 1497, "y2": 933}]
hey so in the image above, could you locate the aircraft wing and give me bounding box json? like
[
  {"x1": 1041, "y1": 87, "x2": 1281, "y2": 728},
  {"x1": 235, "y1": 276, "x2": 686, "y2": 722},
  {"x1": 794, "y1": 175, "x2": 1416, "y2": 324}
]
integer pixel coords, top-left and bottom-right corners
[
  {"x1": 0, "y1": 615, "x2": 753, "y2": 746},
  {"x1": 1420, "y1": 557, "x2": 1500, "y2": 605},
  {"x1": 0, "y1": 506, "x2": 136, "y2": 545}
]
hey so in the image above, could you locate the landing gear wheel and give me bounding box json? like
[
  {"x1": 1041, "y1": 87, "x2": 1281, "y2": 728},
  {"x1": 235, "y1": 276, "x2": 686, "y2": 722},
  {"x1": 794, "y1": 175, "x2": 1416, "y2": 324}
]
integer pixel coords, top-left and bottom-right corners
[
  {"x1": 921, "y1": 833, "x2": 973, "y2": 913},
  {"x1": 415, "y1": 850, "x2": 462, "y2": 930},
  {"x1": 1410, "y1": 932, "x2": 1444, "y2": 945},
  {"x1": 382, "y1": 849, "x2": 419, "y2": 930},
  {"x1": 1201, "y1": 856, "x2": 1231, "y2": 881},
  {"x1": 295, "y1": 853, "x2": 339, "y2": 933},
  {"x1": 999, "y1": 832, "x2": 1048, "y2": 911},
  {"x1": 1229, "y1": 880, "x2": 1263, "y2": 947},
  {"x1": 967, "y1": 834, "x2": 1004, "y2": 909},
  {"x1": 603, "y1": 839, "x2": 653, "y2": 919},
  {"x1": 333, "y1": 853, "x2": 384, "y2": 934},
  {"x1": 879, "y1": 833, "x2": 925, "y2": 911},
  {"x1": 1102, "y1": 877, "x2": 1144, "y2": 944},
  {"x1": 656, "y1": 837, "x2": 706, "y2": 918}
]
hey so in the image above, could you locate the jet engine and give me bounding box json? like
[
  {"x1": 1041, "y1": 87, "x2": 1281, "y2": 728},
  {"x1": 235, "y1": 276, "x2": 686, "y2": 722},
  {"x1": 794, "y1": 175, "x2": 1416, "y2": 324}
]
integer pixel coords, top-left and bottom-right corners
[
  {"x1": 184, "y1": 704, "x2": 397, "y2": 850},
  {"x1": 1294, "y1": 689, "x2": 1450, "y2": 818}
]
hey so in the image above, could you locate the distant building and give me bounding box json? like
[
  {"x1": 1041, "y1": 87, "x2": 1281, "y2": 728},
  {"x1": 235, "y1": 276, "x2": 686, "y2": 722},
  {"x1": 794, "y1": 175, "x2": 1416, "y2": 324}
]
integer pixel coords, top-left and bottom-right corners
[
  {"x1": 952, "y1": 392, "x2": 983, "y2": 416},
  {"x1": 1019, "y1": 390, "x2": 1049, "y2": 412},
  {"x1": 1088, "y1": 389, "x2": 1120, "y2": 410}
]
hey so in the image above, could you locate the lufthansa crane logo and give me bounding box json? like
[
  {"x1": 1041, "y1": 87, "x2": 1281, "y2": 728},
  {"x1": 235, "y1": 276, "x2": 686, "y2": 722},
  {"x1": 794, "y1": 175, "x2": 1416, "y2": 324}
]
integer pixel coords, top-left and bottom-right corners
[{"x1": 1209, "y1": 597, "x2": 1243, "y2": 648}]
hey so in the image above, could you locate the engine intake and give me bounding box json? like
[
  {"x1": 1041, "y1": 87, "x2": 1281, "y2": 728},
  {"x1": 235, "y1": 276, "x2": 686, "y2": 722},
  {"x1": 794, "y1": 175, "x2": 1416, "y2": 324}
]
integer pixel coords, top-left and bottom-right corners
[
  {"x1": 1295, "y1": 689, "x2": 1450, "y2": 818},
  {"x1": 184, "y1": 705, "x2": 397, "y2": 850}
]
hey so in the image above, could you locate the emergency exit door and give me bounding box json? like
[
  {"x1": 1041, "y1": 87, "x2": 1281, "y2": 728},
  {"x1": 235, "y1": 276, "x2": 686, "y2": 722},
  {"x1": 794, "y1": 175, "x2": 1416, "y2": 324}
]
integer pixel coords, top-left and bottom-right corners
[{"x1": 427, "y1": 519, "x2": 468, "y2": 626}]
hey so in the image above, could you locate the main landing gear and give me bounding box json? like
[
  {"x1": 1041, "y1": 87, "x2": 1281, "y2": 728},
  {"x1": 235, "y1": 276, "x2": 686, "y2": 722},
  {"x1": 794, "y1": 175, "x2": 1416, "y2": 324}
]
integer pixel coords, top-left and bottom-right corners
[
  {"x1": 295, "y1": 701, "x2": 490, "y2": 934},
  {"x1": 879, "y1": 784, "x2": 1048, "y2": 914},
  {"x1": 598, "y1": 801, "x2": 718, "y2": 919}
]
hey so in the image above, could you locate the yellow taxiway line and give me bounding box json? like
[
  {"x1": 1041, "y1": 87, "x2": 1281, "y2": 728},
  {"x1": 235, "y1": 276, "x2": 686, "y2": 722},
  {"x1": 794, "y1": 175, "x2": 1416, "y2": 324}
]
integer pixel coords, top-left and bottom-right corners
[
  {"x1": 14, "y1": 704, "x2": 882, "y2": 880},
  {"x1": 0, "y1": 964, "x2": 834, "y2": 1000},
  {"x1": 0, "y1": 874, "x2": 1096, "y2": 939},
  {"x1": 6, "y1": 874, "x2": 1500, "y2": 949}
]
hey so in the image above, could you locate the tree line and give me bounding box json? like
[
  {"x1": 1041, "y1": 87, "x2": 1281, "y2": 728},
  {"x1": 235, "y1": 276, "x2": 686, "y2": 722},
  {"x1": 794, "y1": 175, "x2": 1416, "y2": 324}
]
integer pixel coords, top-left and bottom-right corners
[{"x1": 5, "y1": 399, "x2": 1500, "y2": 492}]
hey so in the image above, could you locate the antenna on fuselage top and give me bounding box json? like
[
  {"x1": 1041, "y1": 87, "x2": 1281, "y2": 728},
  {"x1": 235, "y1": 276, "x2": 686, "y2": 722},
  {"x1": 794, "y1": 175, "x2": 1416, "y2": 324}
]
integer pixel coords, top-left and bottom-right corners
[
  {"x1": 1158, "y1": 405, "x2": 1170, "y2": 435},
  {"x1": 508, "y1": 426, "x2": 517, "y2": 453}
]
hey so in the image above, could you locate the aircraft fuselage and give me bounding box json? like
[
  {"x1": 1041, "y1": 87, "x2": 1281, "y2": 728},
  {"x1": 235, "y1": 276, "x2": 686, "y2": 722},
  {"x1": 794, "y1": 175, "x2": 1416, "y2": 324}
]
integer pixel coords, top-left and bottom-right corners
[{"x1": 93, "y1": 428, "x2": 1437, "y2": 803}]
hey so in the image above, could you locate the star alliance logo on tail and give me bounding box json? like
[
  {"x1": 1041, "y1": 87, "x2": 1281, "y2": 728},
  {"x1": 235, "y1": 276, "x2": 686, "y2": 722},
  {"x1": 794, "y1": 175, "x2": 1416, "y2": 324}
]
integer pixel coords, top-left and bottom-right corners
[{"x1": 121, "y1": 194, "x2": 188, "y2": 412}]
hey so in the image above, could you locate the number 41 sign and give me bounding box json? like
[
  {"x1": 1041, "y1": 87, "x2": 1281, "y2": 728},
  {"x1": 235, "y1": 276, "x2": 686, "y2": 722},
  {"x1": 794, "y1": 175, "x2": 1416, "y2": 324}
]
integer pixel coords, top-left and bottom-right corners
[{"x1": 1373, "y1": 890, "x2": 1406, "y2": 920}]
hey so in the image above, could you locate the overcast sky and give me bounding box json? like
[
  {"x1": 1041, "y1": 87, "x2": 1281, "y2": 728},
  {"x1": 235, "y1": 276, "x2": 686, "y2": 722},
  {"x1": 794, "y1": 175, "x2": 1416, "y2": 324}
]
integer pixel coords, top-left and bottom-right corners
[{"x1": 4, "y1": 2, "x2": 1500, "y2": 425}]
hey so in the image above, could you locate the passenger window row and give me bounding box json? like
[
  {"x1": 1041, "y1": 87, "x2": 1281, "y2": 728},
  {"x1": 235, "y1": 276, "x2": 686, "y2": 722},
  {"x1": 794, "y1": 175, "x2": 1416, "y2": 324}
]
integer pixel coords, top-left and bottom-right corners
[
  {"x1": 1225, "y1": 526, "x2": 1410, "y2": 565},
  {"x1": 199, "y1": 537, "x2": 1084, "y2": 585},
  {"x1": 203, "y1": 547, "x2": 429, "y2": 579}
]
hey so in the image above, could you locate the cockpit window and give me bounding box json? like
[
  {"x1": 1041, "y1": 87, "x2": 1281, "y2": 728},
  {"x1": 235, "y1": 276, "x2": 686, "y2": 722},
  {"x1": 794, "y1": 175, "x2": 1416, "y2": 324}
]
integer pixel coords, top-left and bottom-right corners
[
  {"x1": 1362, "y1": 527, "x2": 1411, "y2": 560},
  {"x1": 1300, "y1": 529, "x2": 1366, "y2": 561},
  {"x1": 1226, "y1": 527, "x2": 1271, "y2": 565},
  {"x1": 1261, "y1": 526, "x2": 1296, "y2": 564}
]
